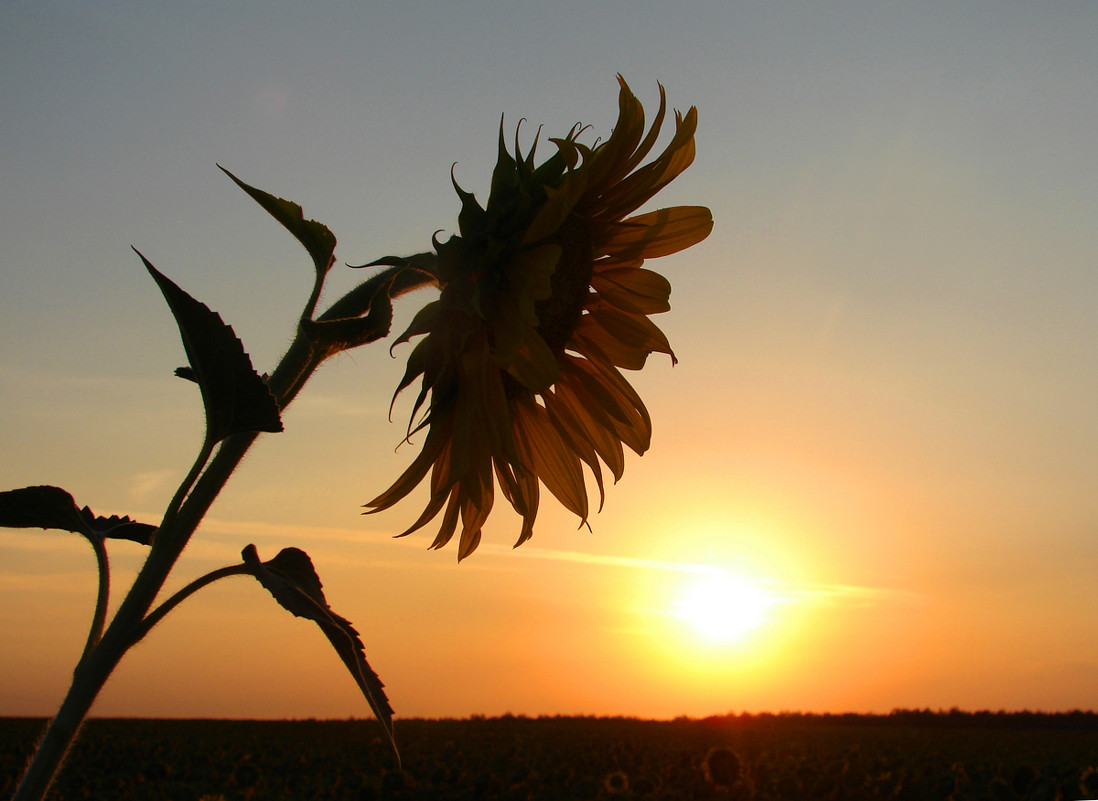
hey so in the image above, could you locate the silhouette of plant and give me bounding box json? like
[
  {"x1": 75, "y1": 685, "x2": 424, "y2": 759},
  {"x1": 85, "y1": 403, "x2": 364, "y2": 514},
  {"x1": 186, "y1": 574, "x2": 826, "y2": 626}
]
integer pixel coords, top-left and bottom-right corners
[{"x1": 1, "y1": 78, "x2": 711, "y2": 801}]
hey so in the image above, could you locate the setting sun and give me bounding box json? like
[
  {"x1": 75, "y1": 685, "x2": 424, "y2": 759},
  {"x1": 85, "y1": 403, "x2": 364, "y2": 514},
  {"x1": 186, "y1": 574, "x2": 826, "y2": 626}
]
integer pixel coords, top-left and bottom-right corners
[{"x1": 673, "y1": 571, "x2": 778, "y2": 644}]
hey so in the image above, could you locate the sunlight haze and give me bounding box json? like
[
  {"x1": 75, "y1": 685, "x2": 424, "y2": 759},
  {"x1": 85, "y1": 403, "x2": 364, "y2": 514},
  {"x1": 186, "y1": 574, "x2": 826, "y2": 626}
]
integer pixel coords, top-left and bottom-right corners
[{"x1": 2, "y1": 2, "x2": 1097, "y2": 722}]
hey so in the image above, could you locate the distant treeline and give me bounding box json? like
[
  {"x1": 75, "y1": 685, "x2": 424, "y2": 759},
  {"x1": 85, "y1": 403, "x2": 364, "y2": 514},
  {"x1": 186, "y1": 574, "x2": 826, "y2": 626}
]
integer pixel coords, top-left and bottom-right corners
[
  {"x1": 690, "y1": 708, "x2": 1098, "y2": 730},
  {"x1": 443, "y1": 708, "x2": 1098, "y2": 732}
]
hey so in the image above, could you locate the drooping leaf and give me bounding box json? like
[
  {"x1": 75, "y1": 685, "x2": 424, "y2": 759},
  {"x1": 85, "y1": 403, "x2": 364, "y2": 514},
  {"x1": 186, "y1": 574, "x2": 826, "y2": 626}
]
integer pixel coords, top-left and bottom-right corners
[
  {"x1": 0, "y1": 486, "x2": 156, "y2": 545},
  {"x1": 0, "y1": 486, "x2": 86, "y2": 533},
  {"x1": 219, "y1": 166, "x2": 337, "y2": 280},
  {"x1": 241, "y1": 544, "x2": 397, "y2": 759},
  {"x1": 136, "y1": 249, "x2": 283, "y2": 442}
]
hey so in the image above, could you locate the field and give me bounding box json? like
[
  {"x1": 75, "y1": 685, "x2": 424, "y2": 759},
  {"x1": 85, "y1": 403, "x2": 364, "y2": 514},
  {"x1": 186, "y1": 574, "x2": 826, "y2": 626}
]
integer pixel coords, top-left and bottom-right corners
[{"x1": 4, "y1": 712, "x2": 1098, "y2": 801}]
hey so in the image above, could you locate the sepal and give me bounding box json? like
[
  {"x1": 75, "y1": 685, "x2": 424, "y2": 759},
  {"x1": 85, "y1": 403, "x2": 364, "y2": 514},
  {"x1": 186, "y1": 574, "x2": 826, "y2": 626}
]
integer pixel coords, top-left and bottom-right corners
[{"x1": 300, "y1": 271, "x2": 397, "y2": 355}]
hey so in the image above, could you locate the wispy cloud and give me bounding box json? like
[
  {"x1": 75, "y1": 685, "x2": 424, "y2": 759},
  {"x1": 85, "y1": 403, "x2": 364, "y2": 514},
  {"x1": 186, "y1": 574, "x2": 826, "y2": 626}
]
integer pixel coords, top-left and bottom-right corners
[
  {"x1": 450, "y1": 542, "x2": 918, "y2": 606},
  {"x1": 783, "y1": 582, "x2": 922, "y2": 607},
  {"x1": 475, "y1": 541, "x2": 725, "y2": 576},
  {"x1": 128, "y1": 469, "x2": 178, "y2": 502},
  {"x1": 78, "y1": 513, "x2": 916, "y2": 605},
  {"x1": 289, "y1": 393, "x2": 386, "y2": 418}
]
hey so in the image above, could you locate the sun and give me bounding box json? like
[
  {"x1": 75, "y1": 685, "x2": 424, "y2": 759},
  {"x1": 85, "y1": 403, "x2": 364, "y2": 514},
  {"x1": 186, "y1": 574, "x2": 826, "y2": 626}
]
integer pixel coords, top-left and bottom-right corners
[{"x1": 673, "y1": 571, "x2": 777, "y2": 644}]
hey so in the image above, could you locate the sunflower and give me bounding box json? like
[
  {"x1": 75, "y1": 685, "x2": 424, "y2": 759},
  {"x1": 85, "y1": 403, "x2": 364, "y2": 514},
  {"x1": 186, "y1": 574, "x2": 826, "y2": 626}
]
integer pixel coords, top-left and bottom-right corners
[{"x1": 364, "y1": 77, "x2": 712, "y2": 559}]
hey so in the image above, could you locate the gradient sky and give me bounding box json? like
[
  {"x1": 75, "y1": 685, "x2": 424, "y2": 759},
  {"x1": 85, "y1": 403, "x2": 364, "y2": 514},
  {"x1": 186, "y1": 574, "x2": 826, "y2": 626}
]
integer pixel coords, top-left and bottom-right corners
[{"x1": 2, "y1": 2, "x2": 1097, "y2": 721}]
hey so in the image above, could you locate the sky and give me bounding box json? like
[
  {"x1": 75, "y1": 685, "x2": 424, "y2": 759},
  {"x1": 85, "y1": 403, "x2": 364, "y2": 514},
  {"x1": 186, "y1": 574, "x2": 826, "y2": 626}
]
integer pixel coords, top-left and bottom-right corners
[{"x1": 1, "y1": 2, "x2": 1097, "y2": 722}]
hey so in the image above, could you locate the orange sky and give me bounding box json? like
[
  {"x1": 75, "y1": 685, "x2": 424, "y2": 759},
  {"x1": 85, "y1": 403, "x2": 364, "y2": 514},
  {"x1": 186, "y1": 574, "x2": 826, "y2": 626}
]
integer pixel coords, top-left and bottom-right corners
[{"x1": 2, "y1": 3, "x2": 1097, "y2": 721}]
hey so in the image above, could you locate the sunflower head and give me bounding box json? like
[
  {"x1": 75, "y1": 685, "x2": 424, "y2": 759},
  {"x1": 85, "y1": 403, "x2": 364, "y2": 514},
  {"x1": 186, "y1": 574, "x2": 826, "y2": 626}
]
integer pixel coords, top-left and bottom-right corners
[{"x1": 366, "y1": 77, "x2": 713, "y2": 559}]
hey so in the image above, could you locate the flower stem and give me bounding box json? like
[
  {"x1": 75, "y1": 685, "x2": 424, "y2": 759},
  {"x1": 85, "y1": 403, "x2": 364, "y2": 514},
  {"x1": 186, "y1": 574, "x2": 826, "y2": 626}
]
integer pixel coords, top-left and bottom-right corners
[
  {"x1": 13, "y1": 264, "x2": 431, "y2": 801},
  {"x1": 77, "y1": 535, "x2": 110, "y2": 665},
  {"x1": 137, "y1": 564, "x2": 251, "y2": 640}
]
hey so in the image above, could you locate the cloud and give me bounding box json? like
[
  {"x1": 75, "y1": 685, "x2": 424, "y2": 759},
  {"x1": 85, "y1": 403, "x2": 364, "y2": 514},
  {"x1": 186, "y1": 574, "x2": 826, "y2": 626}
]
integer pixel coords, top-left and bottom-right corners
[
  {"x1": 475, "y1": 543, "x2": 922, "y2": 607},
  {"x1": 128, "y1": 469, "x2": 178, "y2": 501},
  {"x1": 87, "y1": 512, "x2": 918, "y2": 607},
  {"x1": 288, "y1": 393, "x2": 383, "y2": 418},
  {"x1": 478, "y1": 542, "x2": 724, "y2": 575},
  {"x1": 784, "y1": 582, "x2": 924, "y2": 607}
]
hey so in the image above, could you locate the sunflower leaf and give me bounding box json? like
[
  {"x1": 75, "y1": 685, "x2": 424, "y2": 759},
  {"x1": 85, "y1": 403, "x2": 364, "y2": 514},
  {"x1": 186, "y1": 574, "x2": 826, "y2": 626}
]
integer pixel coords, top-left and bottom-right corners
[
  {"x1": 137, "y1": 250, "x2": 283, "y2": 442},
  {"x1": 241, "y1": 544, "x2": 397, "y2": 761},
  {"x1": 0, "y1": 486, "x2": 156, "y2": 545},
  {"x1": 219, "y1": 166, "x2": 336, "y2": 280}
]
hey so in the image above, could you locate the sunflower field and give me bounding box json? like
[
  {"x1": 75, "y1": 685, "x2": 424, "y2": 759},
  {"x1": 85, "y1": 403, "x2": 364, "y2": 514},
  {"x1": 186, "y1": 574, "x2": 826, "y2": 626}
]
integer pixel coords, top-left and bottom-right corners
[{"x1": 4, "y1": 713, "x2": 1097, "y2": 801}]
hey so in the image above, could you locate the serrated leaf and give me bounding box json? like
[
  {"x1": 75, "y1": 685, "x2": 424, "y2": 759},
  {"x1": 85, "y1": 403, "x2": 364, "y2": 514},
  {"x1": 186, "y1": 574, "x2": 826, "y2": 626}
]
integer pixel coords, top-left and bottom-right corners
[
  {"x1": 0, "y1": 486, "x2": 156, "y2": 545},
  {"x1": 80, "y1": 509, "x2": 157, "y2": 545},
  {"x1": 219, "y1": 166, "x2": 337, "y2": 280},
  {"x1": 136, "y1": 249, "x2": 283, "y2": 442},
  {"x1": 241, "y1": 544, "x2": 397, "y2": 758}
]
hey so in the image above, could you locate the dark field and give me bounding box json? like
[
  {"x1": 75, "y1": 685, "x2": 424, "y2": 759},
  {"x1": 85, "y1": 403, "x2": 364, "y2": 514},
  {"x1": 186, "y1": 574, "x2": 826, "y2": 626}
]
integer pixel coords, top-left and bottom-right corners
[{"x1": 4, "y1": 712, "x2": 1098, "y2": 801}]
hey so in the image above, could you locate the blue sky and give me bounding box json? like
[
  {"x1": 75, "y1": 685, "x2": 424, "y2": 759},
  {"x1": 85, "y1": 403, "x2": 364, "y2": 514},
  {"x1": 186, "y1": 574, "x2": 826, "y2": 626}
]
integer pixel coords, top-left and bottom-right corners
[{"x1": 2, "y1": 2, "x2": 1097, "y2": 719}]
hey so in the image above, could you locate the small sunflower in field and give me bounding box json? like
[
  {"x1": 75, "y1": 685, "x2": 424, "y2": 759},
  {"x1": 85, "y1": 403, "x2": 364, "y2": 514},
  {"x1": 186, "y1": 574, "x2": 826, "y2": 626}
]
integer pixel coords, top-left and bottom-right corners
[
  {"x1": 1079, "y1": 766, "x2": 1098, "y2": 799},
  {"x1": 364, "y1": 77, "x2": 712, "y2": 559},
  {"x1": 704, "y1": 747, "x2": 742, "y2": 789},
  {"x1": 603, "y1": 769, "x2": 630, "y2": 794}
]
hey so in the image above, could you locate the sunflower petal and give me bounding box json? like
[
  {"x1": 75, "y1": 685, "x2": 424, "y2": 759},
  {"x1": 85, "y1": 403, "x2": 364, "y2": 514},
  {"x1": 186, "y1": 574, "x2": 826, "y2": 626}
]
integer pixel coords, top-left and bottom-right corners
[
  {"x1": 364, "y1": 427, "x2": 447, "y2": 512},
  {"x1": 595, "y1": 108, "x2": 699, "y2": 220},
  {"x1": 572, "y1": 319, "x2": 650, "y2": 371},
  {"x1": 543, "y1": 391, "x2": 610, "y2": 513},
  {"x1": 615, "y1": 80, "x2": 668, "y2": 180},
  {"x1": 590, "y1": 267, "x2": 672, "y2": 315},
  {"x1": 391, "y1": 300, "x2": 442, "y2": 352},
  {"x1": 429, "y1": 495, "x2": 461, "y2": 551},
  {"x1": 574, "y1": 304, "x2": 677, "y2": 371},
  {"x1": 547, "y1": 383, "x2": 625, "y2": 482},
  {"x1": 512, "y1": 397, "x2": 589, "y2": 522},
  {"x1": 394, "y1": 487, "x2": 448, "y2": 539},
  {"x1": 600, "y1": 206, "x2": 713, "y2": 260},
  {"x1": 450, "y1": 342, "x2": 512, "y2": 479},
  {"x1": 567, "y1": 355, "x2": 652, "y2": 454},
  {"x1": 456, "y1": 465, "x2": 493, "y2": 560},
  {"x1": 583, "y1": 77, "x2": 648, "y2": 193}
]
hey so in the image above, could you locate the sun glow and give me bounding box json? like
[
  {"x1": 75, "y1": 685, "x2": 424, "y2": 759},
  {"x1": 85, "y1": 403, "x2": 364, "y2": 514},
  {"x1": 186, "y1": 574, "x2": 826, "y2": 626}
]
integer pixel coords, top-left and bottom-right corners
[{"x1": 673, "y1": 571, "x2": 778, "y2": 644}]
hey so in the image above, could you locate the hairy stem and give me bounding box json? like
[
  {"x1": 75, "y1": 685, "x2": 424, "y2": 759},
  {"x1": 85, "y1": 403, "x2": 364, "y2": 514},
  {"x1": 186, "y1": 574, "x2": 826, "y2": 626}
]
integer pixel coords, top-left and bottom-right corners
[
  {"x1": 137, "y1": 564, "x2": 251, "y2": 641},
  {"x1": 158, "y1": 435, "x2": 217, "y2": 537},
  {"x1": 14, "y1": 268, "x2": 433, "y2": 801},
  {"x1": 13, "y1": 329, "x2": 323, "y2": 801},
  {"x1": 77, "y1": 536, "x2": 110, "y2": 666}
]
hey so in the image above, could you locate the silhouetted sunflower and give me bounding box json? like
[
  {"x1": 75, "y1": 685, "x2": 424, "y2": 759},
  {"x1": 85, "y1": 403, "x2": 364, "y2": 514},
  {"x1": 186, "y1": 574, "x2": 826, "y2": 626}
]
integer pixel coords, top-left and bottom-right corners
[{"x1": 364, "y1": 77, "x2": 713, "y2": 559}]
